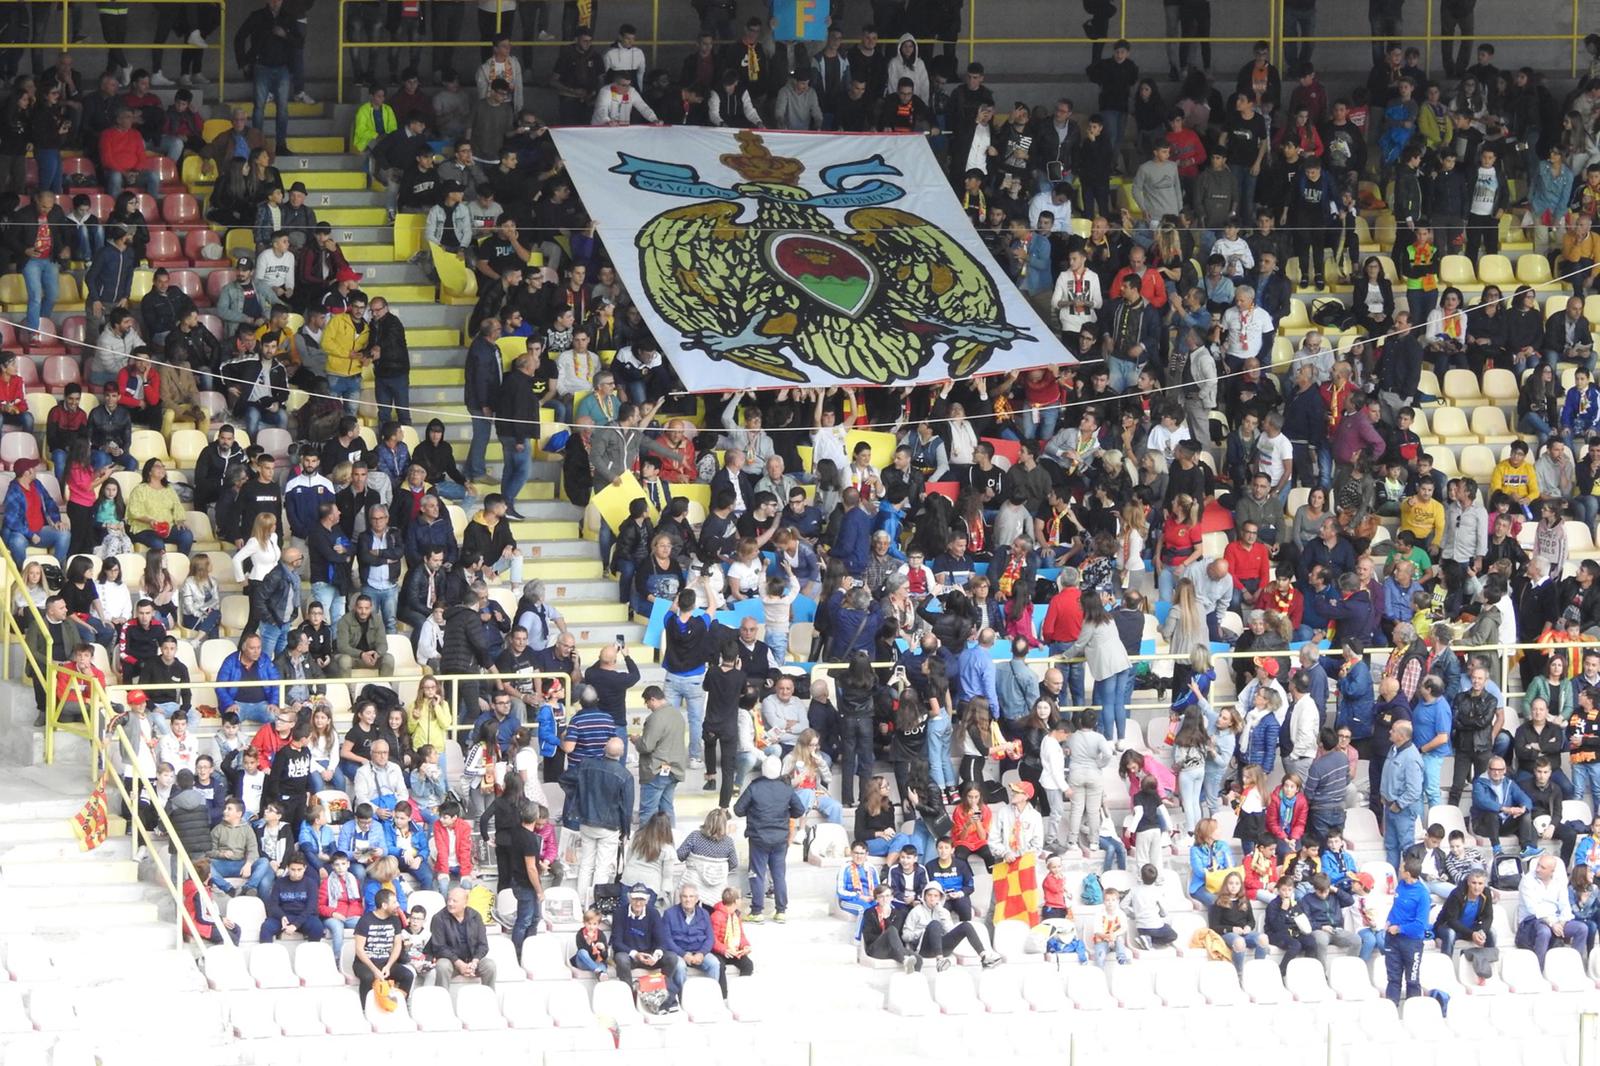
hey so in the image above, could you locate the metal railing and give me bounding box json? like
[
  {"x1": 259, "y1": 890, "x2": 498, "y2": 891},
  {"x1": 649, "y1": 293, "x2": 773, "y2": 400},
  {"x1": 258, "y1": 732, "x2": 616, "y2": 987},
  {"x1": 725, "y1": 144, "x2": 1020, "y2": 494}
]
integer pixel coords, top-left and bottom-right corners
[{"x1": 0, "y1": 0, "x2": 227, "y2": 101}]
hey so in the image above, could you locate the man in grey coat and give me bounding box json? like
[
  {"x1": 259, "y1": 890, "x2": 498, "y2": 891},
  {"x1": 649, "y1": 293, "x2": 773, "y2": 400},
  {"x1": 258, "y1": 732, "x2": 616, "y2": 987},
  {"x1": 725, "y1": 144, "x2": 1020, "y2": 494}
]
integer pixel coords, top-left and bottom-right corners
[
  {"x1": 732, "y1": 756, "x2": 805, "y2": 923},
  {"x1": 772, "y1": 71, "x2": 824, "y2": 130},
  {"x1": 635, "y1": 685, "x2": 686, "y2": 825},
  {"x1": 590, "y1": 401, "x2": 649, "y2": 487},
  {"x1": 1131, "y1": 141, "x2": 1182, "y2": 222}
]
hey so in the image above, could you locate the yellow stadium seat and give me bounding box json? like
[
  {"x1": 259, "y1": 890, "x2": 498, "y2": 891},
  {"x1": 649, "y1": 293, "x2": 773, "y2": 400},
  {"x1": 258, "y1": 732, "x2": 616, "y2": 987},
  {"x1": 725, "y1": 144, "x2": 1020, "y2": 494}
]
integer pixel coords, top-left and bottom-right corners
[
  {"x1": 393, "y1": 214, "x2": 425, "y2": 259},
  {"x1": 185, "y1": 510, "x2": 219, "y2": 551},
  {"x1": 1468, "y1": 405, "x2": 1517, "y2": 446},
  {"x1": 1481, "y1": 368, "x2": 1518, "y2": 404},
  {"x1": 1070, "y1": 218, "x2": 1091, "y2": 238},
  {"x1": 129, "y1": 268, "x2": 154, "y2": 305},
  {"x1": 1586, "y1": 295, "x2": 1600, "y2": 327},
  {"x1": 0, "y1": 274, "x2": 25, "y2": 311},
  {"x1": 1439, "y1": 255, "x2": 1476, "y2": 286},
  {"x1": 1427, "y1": 447, "x2": 1458, "y2": 476},
  {"x1": 1477, "y1": 255, "x2": 1515, "y2": 287},
  {"x1": 1281, "y1": 301, "x2": 1311, "y2": 330},
  {"x1": 25, "y1": 392, "x2": 56, "y2": 425},
  {"x1": 1547, "y1": 293, "x2": 1574, "y2": 321},
  {"x1": 115, "y1": 552, "x2": 145, "y2": 589},
  {"x1": 1517, "y1": 254, "x2": 1554, "y2": 287},
  {"x1": 220, "y1": 595, "x2": 250, "y2": 636},
  {"x1": 1374, "y1": 213, "x2": 1397, "y2": 249},
  {"x1": 199, "y1": 638, "x2": 237, "y2": 680},
  {"x1": 1417, "y1": 369, "x2": 1442, "y2": 399},
  {"x1": 169, "y1": 429, "x2": 207, "y2": 468},
  {"x1": 129, "y1": 430, "x2": 169, "y2": 464},
  {"x1": 201, "y1": 118, "x2": 232, "y2": 143},
  {"x1": 181, "y1": 154, "x2": 218, "y2": 189},
  {"x1": 112, "y1": 470, "x2": 140, "y2": 499},
  {"x1": 1375, "y1": 255, "x2": 1399, "y2": 283},
  {"x1": 1458, "y1": 444, "x2": 1496, "y2": 479},
  {"x1": 225, "y1": 229, "x2": 255, "y2": 258},
  {"x1": 1271, "y1": 336, "x2": 1294, "y2": 372},
  {"x1": 1567, "y1": 521, "x2": 1600, "y2": 557},
  {"x1": 1429, "y1": 406, "x2": 1473, "y2": 442},
  {"x1": 1408, "y1": 406, "x2": 1432, "y2": 442},
  {"x1": 429, "y1": 241, "x2": 477, "y2": 303},
  {"x1": 52, "y1": 274, "x2": 82, "y2": 310},
  {"x1": 1442, "y1": 368, "x2": 1485, "y2": 407}
]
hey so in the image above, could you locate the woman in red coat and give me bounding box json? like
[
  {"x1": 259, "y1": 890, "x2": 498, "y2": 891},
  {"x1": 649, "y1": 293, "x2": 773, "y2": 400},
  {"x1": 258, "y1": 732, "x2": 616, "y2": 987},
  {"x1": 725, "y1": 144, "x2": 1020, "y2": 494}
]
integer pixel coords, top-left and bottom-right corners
[{"x1": 1264, "y1": 773, "x2": 1308, "y2": 860}]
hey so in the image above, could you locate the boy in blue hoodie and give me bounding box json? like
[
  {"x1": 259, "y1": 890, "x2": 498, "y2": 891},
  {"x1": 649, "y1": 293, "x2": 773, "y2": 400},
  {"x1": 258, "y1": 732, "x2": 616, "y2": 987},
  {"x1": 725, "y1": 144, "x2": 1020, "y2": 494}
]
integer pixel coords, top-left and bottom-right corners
[
  {"x1": 261, "y1": 852, "x2": 325, "y2": 943},
  {"x1": 1383, "y1": 857, "x2": 1430, "y2": 1004}
]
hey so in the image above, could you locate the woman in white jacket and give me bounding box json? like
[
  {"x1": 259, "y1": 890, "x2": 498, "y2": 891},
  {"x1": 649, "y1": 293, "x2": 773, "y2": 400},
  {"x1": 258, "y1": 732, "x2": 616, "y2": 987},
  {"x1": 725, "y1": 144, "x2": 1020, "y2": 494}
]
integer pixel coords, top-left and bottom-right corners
[{"x1": 883, "y1": 34, "x2": 929, "y2": 103}]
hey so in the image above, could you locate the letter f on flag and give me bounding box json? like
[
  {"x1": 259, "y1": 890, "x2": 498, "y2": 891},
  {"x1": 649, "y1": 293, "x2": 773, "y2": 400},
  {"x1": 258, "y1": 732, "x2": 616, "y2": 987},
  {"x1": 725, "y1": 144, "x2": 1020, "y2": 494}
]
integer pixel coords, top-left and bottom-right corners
[{"x1": 793, "y1": 0, "x2": 820, "y2": 39}]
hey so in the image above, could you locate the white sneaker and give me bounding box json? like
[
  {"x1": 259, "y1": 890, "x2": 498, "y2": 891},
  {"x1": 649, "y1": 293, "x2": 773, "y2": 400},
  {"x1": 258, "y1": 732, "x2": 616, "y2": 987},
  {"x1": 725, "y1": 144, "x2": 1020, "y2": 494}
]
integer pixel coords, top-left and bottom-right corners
[
  {"x1": 537, "y1": 29, "x2": 555, "y2": 40},
  {"x1": 187, "y1": 29, "x2": 206, "y2": 48},
  {"x1": 149, "y1": 71, "x2": 175, "y2": 87},
  {"x1": 292, "y1": 91, "x2": 316, "y2": 104},
  {"x1": 688, "y1": 757, "x2": 704, "y2": 770},
  {"x1": 189, "y1": 72, "x2": 210, "y2": 85}
]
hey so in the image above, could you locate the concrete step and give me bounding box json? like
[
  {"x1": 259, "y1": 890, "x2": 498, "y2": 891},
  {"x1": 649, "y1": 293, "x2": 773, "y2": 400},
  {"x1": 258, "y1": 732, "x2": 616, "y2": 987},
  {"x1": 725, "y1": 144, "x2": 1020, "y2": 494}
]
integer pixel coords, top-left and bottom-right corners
[
  {"x1": 506, "y1": 500, "x2": 582, "y2": 521},
  {"x1": 1, "y1": 858, "x2": 138, "y2": 887},
  {"x1": 0, "y1": 797, "x2": 93, "y2": 823},
  {"x1": 0, "y1": 899, "x2": 159, "y2": 932},
  {"x1": 0, "y1": 882, "x2": 149, "y2": 907},
  {"x1": 0, "y1": 833, "x2": 133, "y2": 866}
]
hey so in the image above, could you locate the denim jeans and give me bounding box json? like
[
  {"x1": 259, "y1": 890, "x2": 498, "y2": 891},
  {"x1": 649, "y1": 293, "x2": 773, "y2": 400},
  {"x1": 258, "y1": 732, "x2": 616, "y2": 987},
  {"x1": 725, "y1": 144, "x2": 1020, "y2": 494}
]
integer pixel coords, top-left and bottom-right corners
[
  {"x1": 34, "y1": 149, "x2": 62, "y2": 195},
  {"x1": 92, "y1": 449, "x2": 140, "y2": 471},
  {"x1": 1384, "y1": 803, "x2": 1421, "y2": 868},
  {"x1": 5, "y1": 527, "x2": 69, "y2": 567},
  {"x1": 925, "y1": 713, "x2": 954, "y2": 789},
  {"x1": 1202, "y1": 758, "x2": 1229, "y2": 813},
  {"x1": 374, "y1": 376, "x2": 411, "y2": 425},
  {"x1": 1421, "y1": 751, "x2": 1446, "y2": 806},
  {"x1": 257, "y1": 620, "x2": 289, "y2": 660},
  {"x1": 311, "y1": 581, "x2": 346, "y2": 624},
  {"x1": 1094, "y1": 667, "x2": 1133, "y2": 741},
  {"x1": 433, "y1": 480, "x2": 466, "y2": 502},
  {"x1": 1109, "y1": 357, "x2": 1142, "y2": 393},
  {"x1": 325, "y1": 373, "x2": 362, "y2": 416},
  {"x1": 21, "y1": 257, "x2": 58, "y2": 330},
  {"x1": 499, "y1": 438, "x2": 531, "y2": 504},
  {"x1": 1574, "y1": 762, "x2": 1600, "y2": 816},
  {"x1": 363, "y1": 583, "x2": 398, "y2": 633},
  {"x1": 794, "y1": 787, "x2": 843, "y2": 824},
  {"x1": 1283, "y1": 5, "x2": 1316, "y2": 64},
  {"x1": 241, "y1": 405, "x2": 289, "y2": 438},
  {"x1": 510, "y1": 885, "x2": 541, "y2": 955},
  {"x1": 325, "y1": 914, "x2": 360, "y2": 958},
  {"x1": 132, "y1": 527, "x2": 194, "y2": 555},
  {"x1": 670, "y1": 953, "x2": 721, "y2": 995},
  {"x1": 638, "y1": 772, "x2": 677, "y2": 825},
  {"x1": 664, "y1": 671, "x2": 707, "y2": 760},
  {"x1": 466, "y1": 414, "x2": 493, "y2": 480},
  {"x1": 1225, "y1": 931, "x2": 1268, "y2": 974},
  {"x1": 252, "y1": 64, "x2": 291, "y2": 145},
  {"x1": 211, "y1": 856, "x2": 274, "y2": 895},
  {"x1": 235, "y1": 701, "x2": 273, "y2": 724},
  {"x1": 747, "y1": 841, "x2": 788, "y2": 914},
  {"x1": 105, "y1": 168, "x2": 160, "y2": 199},
  {"x1": 1230, "y1": 163, "x2": 1257, "y2": 217}
]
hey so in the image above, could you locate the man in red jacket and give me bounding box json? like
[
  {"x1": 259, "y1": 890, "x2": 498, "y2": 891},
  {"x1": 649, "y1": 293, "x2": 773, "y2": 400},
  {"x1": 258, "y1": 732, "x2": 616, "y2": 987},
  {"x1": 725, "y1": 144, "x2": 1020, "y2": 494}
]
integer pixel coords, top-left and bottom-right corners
[
  {"x1": 97, "y1": 107, "x2": 160, "y2": 199},
  {"x1": 1040, "y1": 569, "x2": 1085, "y2": 705},
  {"x1": 1224, "y1": 520, "x2": 1273, "y2": 612}
]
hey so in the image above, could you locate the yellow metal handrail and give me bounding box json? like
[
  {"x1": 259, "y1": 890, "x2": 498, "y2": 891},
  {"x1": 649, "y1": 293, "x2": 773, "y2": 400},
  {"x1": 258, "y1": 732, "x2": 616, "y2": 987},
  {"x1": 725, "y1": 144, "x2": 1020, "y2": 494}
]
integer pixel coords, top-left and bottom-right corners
[{"x1": 0, "y1": 0, "x2": 228, "y2": 100}]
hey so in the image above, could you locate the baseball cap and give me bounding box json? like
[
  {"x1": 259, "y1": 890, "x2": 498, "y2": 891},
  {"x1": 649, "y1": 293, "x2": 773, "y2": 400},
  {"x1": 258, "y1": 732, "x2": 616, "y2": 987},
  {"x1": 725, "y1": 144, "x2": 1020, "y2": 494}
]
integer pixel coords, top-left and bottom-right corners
[
  {"x1": 235, "y1": 255, "x2": 254, "y2": 269},
  {"x1": 1009, "y1": 780, "x2": 1035, "y2": 799},
  {"x1": 127, "y1": 689, "x2": 147, "y2": 705},
  {"x1": 334, "y1": 266, "x2": 363, "y2": 283},
  {"x1": 628, "y1": 885, "x2": 651, "y2": 899},
  {"x1": 11, "y1": 458, "x2": 37, "y2": 478}
]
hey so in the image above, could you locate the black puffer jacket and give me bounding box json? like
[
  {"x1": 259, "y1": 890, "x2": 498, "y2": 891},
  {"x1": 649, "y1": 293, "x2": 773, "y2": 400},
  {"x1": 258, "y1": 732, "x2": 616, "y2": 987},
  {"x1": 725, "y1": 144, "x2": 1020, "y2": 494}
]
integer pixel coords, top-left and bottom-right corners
[
  {"x1": 166, "y1": 788, "x2": 213, "y2": 859},
  {"x1": 439, "y1": 601, "x2": 495, "y2": 674}
]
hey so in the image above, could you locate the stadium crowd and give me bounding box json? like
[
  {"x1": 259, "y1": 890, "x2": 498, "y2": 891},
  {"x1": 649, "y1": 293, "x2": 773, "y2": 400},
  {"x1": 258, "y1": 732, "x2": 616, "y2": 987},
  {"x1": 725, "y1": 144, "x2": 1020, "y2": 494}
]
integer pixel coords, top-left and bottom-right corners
[{"x1": 5, "y1": 0, "x2": 1600, "y2": 1020}]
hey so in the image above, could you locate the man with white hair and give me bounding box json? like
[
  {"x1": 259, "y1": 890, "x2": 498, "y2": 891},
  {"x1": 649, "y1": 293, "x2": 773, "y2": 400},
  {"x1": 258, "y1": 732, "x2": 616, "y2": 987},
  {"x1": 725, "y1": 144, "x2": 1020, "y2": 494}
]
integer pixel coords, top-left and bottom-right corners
[
  {"x1": 352, "y1": 739, "x2": 409, "y2": 822},
  {"x1": 1220, "y1": 284, "x2": 1274, "y2": 369},
  {"x1": 428, "y1": 885, "x2": 498, "y2": 989},
  {"x1": 733, "y1": 755, "x2": 805, "y2": 923}
]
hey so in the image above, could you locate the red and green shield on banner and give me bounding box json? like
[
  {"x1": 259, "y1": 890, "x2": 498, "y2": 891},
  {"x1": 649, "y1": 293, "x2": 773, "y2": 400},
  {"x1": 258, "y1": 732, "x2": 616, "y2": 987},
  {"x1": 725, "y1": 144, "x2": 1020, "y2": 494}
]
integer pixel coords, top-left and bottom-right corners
[{"x1": 991, "y1": 852, "x2": 1041, "y2": 926}]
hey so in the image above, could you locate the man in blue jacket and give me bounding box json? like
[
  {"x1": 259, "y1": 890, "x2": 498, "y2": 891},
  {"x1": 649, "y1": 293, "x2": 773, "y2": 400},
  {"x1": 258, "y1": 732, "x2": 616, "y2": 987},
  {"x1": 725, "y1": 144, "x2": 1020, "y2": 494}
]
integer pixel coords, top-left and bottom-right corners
[
  {"x1": 260, "y1": 852, "x2": 324, "y2": 943},
  {"x1": 611, "y1": 885, "x2": 681, "y2": 1012},
  {"x1": 462, "y1": 317, "x2": 504, "y2": 482},
  {"x1": 733, "y1": 756, "x2": 805, "y2": 922},
  {"x1": 1470, "y1": 757, "x2": 1539, "y2": 857},
  {"x1": 1, "y1": 460, "x2": 69, "y2": 567},
  {"x1": 660, "y1": 884, "x2": 721, "y2": 996},
  {"x1": 1379, "y1": 719, "x2": 1424, "y2": 868},
  {"x1": 214, "y1": 633, "x2": 282, "y2": 724},
  {"x1": 1383, "y1": 857, "x2": 1430, "y2": 1004},
  {"x1": 833, "y1": 487, "x2": 873, "y2": 577},
  {"x1": 83, "y1": 224, "x2": 138, "y2": 335}
]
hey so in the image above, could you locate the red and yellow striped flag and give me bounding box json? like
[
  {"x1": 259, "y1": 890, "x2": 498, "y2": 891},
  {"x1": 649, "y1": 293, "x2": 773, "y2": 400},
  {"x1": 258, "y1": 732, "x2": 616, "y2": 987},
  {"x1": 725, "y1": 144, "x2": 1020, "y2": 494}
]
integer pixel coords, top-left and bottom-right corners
[{"x1": 990, "y1": 852, "x2": 1040, "y2": 926}]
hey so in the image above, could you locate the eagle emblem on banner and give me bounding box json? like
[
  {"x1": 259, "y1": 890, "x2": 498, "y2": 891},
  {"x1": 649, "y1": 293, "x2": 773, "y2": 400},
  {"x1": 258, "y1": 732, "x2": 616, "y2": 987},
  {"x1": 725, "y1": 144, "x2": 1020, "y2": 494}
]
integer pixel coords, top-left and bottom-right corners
[{"x1": 611, "y1": 130, "x2": 1033, "y2": 385}]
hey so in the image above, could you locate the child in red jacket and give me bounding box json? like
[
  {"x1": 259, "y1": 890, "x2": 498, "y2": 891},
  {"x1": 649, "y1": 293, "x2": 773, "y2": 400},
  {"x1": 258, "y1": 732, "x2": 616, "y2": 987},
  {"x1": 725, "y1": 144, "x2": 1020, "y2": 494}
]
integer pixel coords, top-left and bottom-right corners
[
  {"x1": 1264, "y1": 775, "x2": 1308, "y2": 859},
  {"x1": 431, "y1": 799, "x2": 474, "y2": 889},
  {"x1": 317, "y1": 852, "x2": 364, "y2": 957}
]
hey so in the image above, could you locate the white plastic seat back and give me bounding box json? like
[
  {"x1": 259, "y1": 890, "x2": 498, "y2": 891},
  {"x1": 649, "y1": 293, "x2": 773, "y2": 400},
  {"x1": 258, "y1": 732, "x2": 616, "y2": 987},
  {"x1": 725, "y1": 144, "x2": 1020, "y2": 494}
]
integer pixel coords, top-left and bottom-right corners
[
  {"x1": 275, "y1": 994, "x2": 324, "y2": 1037},
  {"x1": 1063, "y1": 965, "x2": 1113, "y2": 1008},
  {"x1": 931, "y1": 968, "x2": 978, "y2": 1014},
  {"x1": 454, "y1": 984, "x2": 508, "y2": 1030},
  {"x1": 1021, "y1": 969, "x2": 1067, "y2": 1012},
  {"x1": 203, "y1": 944, "x2": 253, "y2": 991},
  {"x1": 727, "y1": 975, "x2": 770, "y2": 1021},
  {"x1": 292, "y1": 942, "x2": 344, "y2": 987},
  {"x1": 1328, "y1": 955, "x2": 1378, "y2": 1000},
  {"x1": 485, "y1": 935, "x2": 527, "y2": 982},
  {"x1": 1199, "y1": 961, "x2": 1245, "y2": 1004},
  {"x1": 498, "y1": 983, "x2": 550, "y2": 1029},
  {"x1": 591, "y1": 978, "x2": 643, "y2": 1026},
  {"x1": 1499, "y1": 948, "x2": 1550, "y2": 994},
  {"x1": 247, "y1": 943, "x2": 298, "y2": 989},
  {"x1": 885, "y1": 972, "x2": 935, "y2": 1016},
  {"x1": 546, "y1": 982, "x2": 597, "y2": 1027},
  {"x1": 363, "y1": 989, "x2": 418, "y2": 1033},
  {"x1": 681, "y1": 976, "x2": 731, "y2": 1022},
  {"x1": 409, "y1": 985, "x2": 463, "y2": 1031},
  {"x1": 1242, "y1": 958, "x2": 1286, "y2": 1003},
  {"x1": 520, "y1": 931, "x2": 569, "y2": 980},
  {"x1": 1543, "y1": 946, "x2": 1593, "y2": 993},
  {"x1": 976, "y1": 966, "x2": 1023, "y2": 1013},
  {"x1": 1284, "y1": 957, "x2": 1330, "y2": 1001},
  {"x1": 223, "y1": 896, "x2": 266, "y2": 943}
]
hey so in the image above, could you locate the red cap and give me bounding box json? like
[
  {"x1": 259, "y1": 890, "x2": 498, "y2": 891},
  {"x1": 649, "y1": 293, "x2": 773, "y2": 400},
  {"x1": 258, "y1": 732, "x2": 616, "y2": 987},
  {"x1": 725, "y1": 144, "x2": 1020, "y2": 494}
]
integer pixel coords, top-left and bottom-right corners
[
  {"x1": 127, "y1": 689, "x2": 147, "y2": 704},
  {"x1": 335, "y1": 266, "x2": 363, "y2": 283},
  {"x1": 1256, "y1": 657, "x2": 1280, "y2": 678},
  {"x1": 1009, "y1": 780, "x2": 1035, "y2": 799}
]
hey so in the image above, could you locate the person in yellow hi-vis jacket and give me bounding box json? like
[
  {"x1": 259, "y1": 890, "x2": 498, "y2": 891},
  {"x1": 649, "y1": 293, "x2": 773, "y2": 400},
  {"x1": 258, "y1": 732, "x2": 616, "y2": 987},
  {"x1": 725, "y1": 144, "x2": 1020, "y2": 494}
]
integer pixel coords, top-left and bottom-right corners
[{"x1": 321, "y1": 290, "x2": 371, "y2": 416}]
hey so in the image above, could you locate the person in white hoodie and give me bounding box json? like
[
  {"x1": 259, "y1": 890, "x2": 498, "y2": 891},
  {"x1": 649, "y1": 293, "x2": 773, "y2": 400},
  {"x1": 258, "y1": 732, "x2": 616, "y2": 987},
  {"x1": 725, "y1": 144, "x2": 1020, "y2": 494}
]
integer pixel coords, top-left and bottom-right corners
[
  {"x1": 884, "y1": 34, "x2": 928, "y2": 103},
  {"x1": 1039, "y1": 718, "x2": 1070, "y2": 849},
  {"x1": 600, "y1": 25, "x2": 647, "y2": 85},
  {"x1": 253, "y1": 230, "x2": 297, "y2": 305},
  {"x1": 591, "y1": 72, "x2": 660, "y2": 125}
]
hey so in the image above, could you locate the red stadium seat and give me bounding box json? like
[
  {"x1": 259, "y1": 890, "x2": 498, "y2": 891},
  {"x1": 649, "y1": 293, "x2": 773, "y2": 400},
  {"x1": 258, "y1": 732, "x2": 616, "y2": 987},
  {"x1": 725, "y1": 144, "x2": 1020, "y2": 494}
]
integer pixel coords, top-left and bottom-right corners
[
  {"x1": 62, "y1": 156, "x2": 96, "y2": 185},
  {"x1": 203, "y1": 269, "x2": 229, "y2": 306},
  {"x1": 165, "y1": 192, "x2": 200, "y2": 227},
  {"x1": 0, "y1": 321, "x2": 16, "y2": 349},
  {"x1": 87, "y1": 192, "x2": 114, "y2": 221},
  {"x1": 24, "y1": 159, "x2": 38, "y2": 188},
  {"x1": 12, "y1": 356, "x2": 39, "y2": 387},
  {"x1": 145, "y1": 229, "x2": 185, "y2": 269},
  {"x1": 133, "y1": 193, "x2": 158, "y2": 222},
  {"x1": 197, "y1": 313, "x2": 223, "y2": 341},
  {"x1": 59, "y1": 316, "x2": 86, "y2": 348},
  {"x1": 183, "y1": 228, "x2": 227, "y2": 267},
  {"x1": 0, "y1": 434, "x2": 40, "y2": 468},
  {"x1": 151, "y1": 155, "x2": 180, "y2": 189},
  {"x1": 168, "y1": 269, "x2": 203, "y2": 305},
  {"x1": 24, "y1": 319, "x2": 65, "y2": 355},
  {"x1": 41, "y1": 356, "x2": 79, "y2": 389}
]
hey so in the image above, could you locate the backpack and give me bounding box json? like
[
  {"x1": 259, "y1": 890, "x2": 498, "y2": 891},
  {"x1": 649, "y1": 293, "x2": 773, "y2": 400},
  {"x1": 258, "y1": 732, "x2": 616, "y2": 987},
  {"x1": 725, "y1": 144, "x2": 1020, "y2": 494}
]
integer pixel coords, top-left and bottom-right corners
[
  {"x1": 1490, "y1": 853, "x2": 1523, "y2": 892},
  {"x1": 1079, "y1": 872, "x2": 1103, "y2": 906},
  {"x1": 296, "y1": 396, "x2": 344, "y2": 442},
  {"x1": 357, "y1": 683, "x2": 402, "y2": 717}
]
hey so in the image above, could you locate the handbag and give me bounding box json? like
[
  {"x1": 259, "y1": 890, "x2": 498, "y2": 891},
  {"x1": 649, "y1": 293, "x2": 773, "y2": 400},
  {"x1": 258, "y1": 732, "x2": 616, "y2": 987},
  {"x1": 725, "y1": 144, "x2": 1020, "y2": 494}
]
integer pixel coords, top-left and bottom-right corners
[
  {"x1": 591, "y1": 839, "x2": 630, "y2": 917},
  {"x1": 1204, "y1": 865, "x2": 1244, "y2": 895}
]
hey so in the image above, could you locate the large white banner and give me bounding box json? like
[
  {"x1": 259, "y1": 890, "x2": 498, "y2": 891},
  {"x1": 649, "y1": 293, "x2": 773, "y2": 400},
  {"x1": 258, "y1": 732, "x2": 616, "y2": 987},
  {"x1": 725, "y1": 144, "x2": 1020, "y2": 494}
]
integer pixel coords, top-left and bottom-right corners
[{"x1": 549, "y1": 127, "x2": 1072, "y2": 393}]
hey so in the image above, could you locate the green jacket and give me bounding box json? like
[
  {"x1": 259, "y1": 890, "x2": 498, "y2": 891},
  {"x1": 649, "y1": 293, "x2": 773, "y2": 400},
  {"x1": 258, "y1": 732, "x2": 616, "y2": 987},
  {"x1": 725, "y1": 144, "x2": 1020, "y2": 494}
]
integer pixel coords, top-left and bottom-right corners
[{"x1": 351, "y1": 102, "x2": 397, "y2": 153}]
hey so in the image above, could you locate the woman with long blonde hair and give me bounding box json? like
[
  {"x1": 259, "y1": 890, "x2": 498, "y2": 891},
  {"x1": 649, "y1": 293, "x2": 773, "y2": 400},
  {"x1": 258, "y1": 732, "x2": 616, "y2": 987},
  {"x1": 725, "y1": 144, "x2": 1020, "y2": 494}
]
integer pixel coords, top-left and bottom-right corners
[{"x1": 408, "y1": 675, "x2": 453, "y2": 772}]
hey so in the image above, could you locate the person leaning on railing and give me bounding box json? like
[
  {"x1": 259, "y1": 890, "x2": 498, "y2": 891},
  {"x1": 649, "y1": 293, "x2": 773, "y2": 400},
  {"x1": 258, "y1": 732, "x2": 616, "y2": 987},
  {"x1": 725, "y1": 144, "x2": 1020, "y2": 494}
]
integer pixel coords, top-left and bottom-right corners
[{"x1": 24, "y1": 593, "x2": 76, "y2": 727}]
